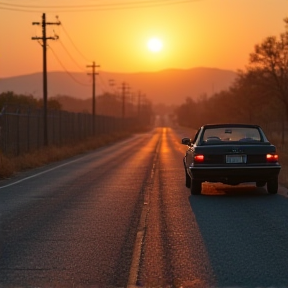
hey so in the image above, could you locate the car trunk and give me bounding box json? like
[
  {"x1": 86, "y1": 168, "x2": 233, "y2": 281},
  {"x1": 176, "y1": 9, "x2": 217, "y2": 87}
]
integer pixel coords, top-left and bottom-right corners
[{"x1": 195, "y1": 144, "x2": 276, "y2": 165}]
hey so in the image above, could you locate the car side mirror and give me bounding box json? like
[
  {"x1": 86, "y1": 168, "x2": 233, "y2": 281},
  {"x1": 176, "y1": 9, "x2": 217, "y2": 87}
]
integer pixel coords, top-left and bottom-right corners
[{"x1": 181, "y1": 137, "x2": 192, "y2": 146}]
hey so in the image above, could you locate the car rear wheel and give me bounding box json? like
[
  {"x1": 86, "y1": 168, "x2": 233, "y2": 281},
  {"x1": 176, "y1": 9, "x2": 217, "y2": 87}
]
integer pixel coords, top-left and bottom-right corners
[
  {"x1": 190, "y1": 179, "x2": 202, "y2": 195},
  {"x1": 256, "y1": 181, "x2": 266, "y2": 187},
  {"x1": 267, "y1": 178, "x2": 278, "y2": 194}
]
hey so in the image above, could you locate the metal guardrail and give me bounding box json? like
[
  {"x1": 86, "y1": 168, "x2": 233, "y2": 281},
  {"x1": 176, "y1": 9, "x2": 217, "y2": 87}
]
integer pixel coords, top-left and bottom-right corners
[{"x1": 0, "y1": 105, "x2": 144, "y2": 156}]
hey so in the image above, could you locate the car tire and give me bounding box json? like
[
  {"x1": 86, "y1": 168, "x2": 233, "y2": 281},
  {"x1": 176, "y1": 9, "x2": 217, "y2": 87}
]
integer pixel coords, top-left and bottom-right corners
[
  {"x1": 256, "y1": 181, "x2": 266, "y2": 187},
  {"x1": 267, "y1": 178, "x2": 278, "y2": 194},
  {"x1": 185, "y1": 170, "x2": 191, "y2": 188},
  {"x1": 190, "y1": 179, "x2": 202, "y2": 195}
]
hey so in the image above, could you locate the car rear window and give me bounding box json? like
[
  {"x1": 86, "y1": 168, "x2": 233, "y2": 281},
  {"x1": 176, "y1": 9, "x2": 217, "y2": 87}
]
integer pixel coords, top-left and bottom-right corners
[{"x1": 202, "y1": 127, "x2": 262, "y2": 144}]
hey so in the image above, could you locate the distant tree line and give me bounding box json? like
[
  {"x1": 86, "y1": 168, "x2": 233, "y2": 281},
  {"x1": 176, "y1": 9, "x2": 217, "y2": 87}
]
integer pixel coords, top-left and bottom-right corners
[
  {"x1": 0, "y1": 91, "x2": 153, "y2": 119},
  {"x1": 52, "y1": 92, "x2": 152, "y2": 118},
  {"x1": 0, "y1": 91, "x2": 61, "y2": 111},
  {"x1": 175, "y1": 18, "x2": 288, "y2": 144}
]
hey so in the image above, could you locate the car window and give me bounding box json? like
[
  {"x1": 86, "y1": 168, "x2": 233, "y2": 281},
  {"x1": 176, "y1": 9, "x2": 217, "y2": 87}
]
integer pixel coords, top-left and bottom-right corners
[
  {"x1": 202, "y1": 127, "x2": 262, "y2": 144},
  {"x1": 192, "y1": 129, "x2": 200, "y2": 143}
]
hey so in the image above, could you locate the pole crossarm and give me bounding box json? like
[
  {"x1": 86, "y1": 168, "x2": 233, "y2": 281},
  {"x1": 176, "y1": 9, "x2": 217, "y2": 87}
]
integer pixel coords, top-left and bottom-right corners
[
  {"x1": 31, "y1": 14, "x2": 61, "y2": 42},
  {"x1": 32, "y1": 36, "x2": 58, "y2": 40}
]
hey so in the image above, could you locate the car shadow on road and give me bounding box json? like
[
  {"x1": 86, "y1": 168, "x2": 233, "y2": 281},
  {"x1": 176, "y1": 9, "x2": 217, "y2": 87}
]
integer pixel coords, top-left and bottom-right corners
[
  {"x1": 188, "y1": 185, "x2": 288, "y2": 287},
  {"x1": 201, "y1": 182, "x2": 269, "y2": 197}
]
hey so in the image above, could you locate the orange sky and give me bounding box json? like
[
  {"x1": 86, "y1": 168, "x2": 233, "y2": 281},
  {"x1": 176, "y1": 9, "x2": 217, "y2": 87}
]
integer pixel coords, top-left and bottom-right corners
[{"x1": 0, "y1": 0, "x2": 287, "y2": 78}]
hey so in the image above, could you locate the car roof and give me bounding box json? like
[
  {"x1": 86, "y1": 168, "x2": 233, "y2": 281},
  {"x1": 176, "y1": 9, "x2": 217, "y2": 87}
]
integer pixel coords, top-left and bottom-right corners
[{"x1": 201, "y1": 123, "x2": 261, "y2": 129}]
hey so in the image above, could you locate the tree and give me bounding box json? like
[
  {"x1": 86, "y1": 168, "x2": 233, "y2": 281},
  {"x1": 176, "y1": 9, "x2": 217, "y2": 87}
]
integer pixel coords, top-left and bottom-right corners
[
  {"x1": 248, "y1": 18, "x2": 288, "y2": 122},
  {"x1": 175, "y1": 97, "x2": 197, "y2": 128},
  {"x1": 0, "y1": 91, "x2": 61, "y2": 112}
]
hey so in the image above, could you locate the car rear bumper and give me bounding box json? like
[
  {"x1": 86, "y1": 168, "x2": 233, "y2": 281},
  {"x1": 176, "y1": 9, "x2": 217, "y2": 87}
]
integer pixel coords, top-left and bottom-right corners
[{"x1": 188, "y1": 165, "x2": 281, "y2": 184}]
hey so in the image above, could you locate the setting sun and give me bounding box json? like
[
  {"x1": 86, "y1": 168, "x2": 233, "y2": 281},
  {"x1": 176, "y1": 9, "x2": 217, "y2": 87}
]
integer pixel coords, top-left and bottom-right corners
[{"x1": 147, "y1": 37, "x2": 163, "y2": 53}]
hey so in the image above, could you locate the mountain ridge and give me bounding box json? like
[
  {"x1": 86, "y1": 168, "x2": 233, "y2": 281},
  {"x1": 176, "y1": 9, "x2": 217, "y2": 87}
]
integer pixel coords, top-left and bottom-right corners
[{"x1": 0, "y1": 67, "x2": 237, "y2": 105}]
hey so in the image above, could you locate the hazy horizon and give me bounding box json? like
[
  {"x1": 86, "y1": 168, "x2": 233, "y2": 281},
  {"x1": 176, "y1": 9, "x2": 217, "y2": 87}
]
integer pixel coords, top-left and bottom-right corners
[
  {"x1": 0, "y1": 65, "x2": 237, "y2": 79},
  {"x1": 0, "y1": 67, "x2": 237, "y2": 105}
]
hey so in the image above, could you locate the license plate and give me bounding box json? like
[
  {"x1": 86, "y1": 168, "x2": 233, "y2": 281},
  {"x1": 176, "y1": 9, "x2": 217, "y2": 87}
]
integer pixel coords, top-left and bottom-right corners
[{"x1": 226, "y1": 155, "x2": 247, "y2": 163}]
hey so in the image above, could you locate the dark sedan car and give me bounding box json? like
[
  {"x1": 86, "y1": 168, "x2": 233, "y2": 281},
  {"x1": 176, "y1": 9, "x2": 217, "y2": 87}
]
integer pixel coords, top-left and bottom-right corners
[{"x1": 181, "y1": 124, "x2": 281, "y2": 195}]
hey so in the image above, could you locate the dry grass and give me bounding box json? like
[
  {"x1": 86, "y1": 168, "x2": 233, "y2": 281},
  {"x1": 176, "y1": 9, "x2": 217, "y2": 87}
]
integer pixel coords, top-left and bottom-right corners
[{"x1": 0, "y1": 132, "x2": 131, "y2": 179}]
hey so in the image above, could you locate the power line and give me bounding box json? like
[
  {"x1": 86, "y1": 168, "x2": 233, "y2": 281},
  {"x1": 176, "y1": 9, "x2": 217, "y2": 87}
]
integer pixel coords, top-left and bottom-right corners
[
  {"x1": 58, "y1": 39, "x2": 87, "y2": 72},
  {"x1": 0, "y1": 0, "x2": 195, "y2": 8},
  {"x1": 60, "y1": 22, "x2": 91, "y2": 62},
  {"x1": 0, "y1": 0, "x2": 200, "y2": 12},
  {"x1": 33, "y1": 16, "x2": 92, "y2": 85},
  {"x1": 49, "y1": 46, "x2": 90, "y2": 86},
  {"x1": 54, "y1": 17, "x2": 92, "y2": 72},
  {"x1": 31, "y1": 14, "x2": 122, "y2": 93},
  {"x1": 98, "y1": 73, "x2": 113, "y2": 94}
]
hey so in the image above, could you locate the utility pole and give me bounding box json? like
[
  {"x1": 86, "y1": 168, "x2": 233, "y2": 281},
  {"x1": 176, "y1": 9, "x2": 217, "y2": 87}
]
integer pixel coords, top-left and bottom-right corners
[
  {"x1": 32, "y1": 13, "x2": 60, "y2": 146},
  {"x1": 138, "y1": 90, "x2": 142, "y2": 117},
  {"x1": 130, "y1": 91, "x2": 135, "y2": 117},
  {"x1": 87, "y1": 61, "x2": 100, "y2": 134},
  {"x1": 121, "y1": 82, "x2": 129, "y2": 119}
]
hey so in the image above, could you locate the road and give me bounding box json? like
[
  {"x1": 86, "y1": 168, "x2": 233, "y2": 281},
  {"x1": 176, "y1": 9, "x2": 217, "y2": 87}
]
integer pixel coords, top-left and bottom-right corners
[{"x1": 1, "y1": 127, "x2": 288, "y2": 288}]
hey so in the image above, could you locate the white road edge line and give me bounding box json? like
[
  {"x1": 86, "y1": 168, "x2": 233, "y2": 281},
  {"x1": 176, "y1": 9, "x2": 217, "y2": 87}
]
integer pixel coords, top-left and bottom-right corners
[
  {"x1": 0, "y1": 135, "x2": 146, "y2": 190},
  {"x1": 0, "y1": 156, "x2": 86, "y2": 190}
]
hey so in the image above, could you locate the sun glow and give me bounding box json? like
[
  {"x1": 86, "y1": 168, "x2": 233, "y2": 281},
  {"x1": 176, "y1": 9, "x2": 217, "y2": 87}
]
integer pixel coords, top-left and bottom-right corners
[{"x1": 147, "y1": 37, "x2": 163, "y2": 53}]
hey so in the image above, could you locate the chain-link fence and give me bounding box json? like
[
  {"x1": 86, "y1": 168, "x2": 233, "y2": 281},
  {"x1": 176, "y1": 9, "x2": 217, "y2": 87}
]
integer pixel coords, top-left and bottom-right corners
[{"x1": 0, "y1": 105, "x2": 147, "y2": 156}]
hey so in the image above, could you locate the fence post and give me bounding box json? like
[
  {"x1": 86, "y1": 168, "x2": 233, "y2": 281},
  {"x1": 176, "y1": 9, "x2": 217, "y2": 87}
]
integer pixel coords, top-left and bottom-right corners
[
  {"x1": 78, "y1": 113, "x2": 81, "y2": 141},
  {"x1": 27, "y1": 107, "x2": 30, "y2": 153},
  {"x1": 59, "y1": 110, "x2": 62, "y2": 146},
  {"x1": 0, "y1": 107, "x2": 3, "y2": 154},
  {"x1": 37, "y1": 109, "x2": 41, "y2": 149},
  {"x1": 4, "y1": 107, "x2": 8, "y2": 154},
  {"x1": 16, "y1": 108, "x2": 20, "y2": 156}
]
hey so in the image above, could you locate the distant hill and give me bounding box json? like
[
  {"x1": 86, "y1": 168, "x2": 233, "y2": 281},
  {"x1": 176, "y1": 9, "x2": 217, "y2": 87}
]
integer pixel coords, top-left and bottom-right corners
[{"x1": 0, "y1": 67, "x2": 237, "y2": 105}]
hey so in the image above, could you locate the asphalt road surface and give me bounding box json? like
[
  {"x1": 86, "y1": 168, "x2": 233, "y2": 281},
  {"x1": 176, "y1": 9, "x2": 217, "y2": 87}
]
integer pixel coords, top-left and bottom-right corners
[{"x1": 1, "y1": 127, "x2": 288, "y2": 288}]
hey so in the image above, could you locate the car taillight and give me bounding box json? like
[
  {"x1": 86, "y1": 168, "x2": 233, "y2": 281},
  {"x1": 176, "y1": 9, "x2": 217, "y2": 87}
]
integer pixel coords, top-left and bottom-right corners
[
  {"x1": 194, "y1": 154, "x2": 204, "y2": 162},
  {"x1": 266, "y1": 154, "x2": 279, "y2": 162}
]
